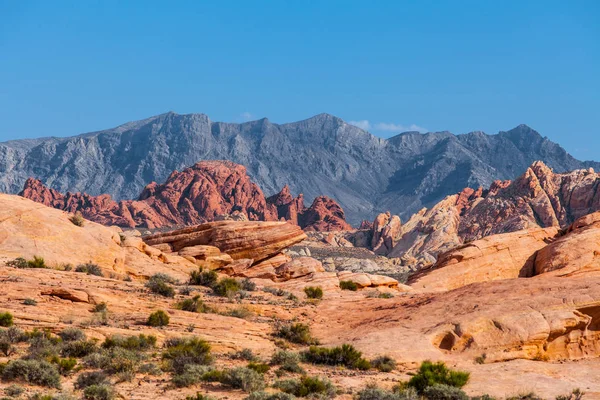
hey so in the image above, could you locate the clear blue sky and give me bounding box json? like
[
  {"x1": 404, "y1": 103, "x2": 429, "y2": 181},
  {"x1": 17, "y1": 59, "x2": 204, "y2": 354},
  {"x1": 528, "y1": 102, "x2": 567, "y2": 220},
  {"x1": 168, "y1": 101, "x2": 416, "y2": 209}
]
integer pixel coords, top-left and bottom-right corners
[{"x1": 1, "y1": 0, "x2": 598, "y2": 159}]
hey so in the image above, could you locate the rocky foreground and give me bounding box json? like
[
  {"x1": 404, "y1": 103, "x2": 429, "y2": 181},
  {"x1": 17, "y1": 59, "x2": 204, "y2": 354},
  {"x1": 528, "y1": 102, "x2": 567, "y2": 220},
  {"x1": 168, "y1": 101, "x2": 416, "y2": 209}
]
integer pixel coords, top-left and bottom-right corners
[{"x1": 1, "y1": 193, "x2": 599, "y2": 399}]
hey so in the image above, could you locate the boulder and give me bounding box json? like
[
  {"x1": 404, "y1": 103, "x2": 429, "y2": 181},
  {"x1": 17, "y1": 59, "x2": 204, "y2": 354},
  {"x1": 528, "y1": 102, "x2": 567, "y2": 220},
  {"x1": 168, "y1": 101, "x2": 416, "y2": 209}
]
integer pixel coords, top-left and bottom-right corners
[{"x1": 275, "y1": 257, "x2": 325, "y2": 281}]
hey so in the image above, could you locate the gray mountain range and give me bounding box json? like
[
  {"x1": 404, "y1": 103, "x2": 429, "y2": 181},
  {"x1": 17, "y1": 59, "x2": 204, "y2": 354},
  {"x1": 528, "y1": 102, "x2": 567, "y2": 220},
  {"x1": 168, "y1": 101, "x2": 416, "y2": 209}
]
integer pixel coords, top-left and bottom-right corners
[{"x1": 1, "y1": 112, "x2": 597, "y2": 225}]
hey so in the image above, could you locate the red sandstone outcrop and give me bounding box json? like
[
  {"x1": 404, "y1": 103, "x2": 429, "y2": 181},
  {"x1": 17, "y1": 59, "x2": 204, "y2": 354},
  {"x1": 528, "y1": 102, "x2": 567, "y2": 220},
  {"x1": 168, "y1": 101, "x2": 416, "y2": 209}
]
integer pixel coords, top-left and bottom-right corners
[
  {"x1": 20, "y1": 161, "x2": 352, "y2": 232},
  {"x1": 383, "y1": 162, "x2": 600, "y2": 265}
]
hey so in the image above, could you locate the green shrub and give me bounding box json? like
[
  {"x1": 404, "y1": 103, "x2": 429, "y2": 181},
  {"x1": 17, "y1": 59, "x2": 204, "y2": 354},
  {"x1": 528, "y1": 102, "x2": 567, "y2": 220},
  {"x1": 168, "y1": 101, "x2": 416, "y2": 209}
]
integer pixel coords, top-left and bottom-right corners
[
  {"x1": 8, "y1": 255, "x2": 48, "y2": 269},
  {"x1": 162, "y1": 337, "x2": 212, "y2": 374},
  {"x1": 173, "y1": 365, "x2": 215, "y2": 388},
  {"x1": 556, "y1": 389, "x2": 584, "y2": 400},
  {"x1": 93, "y1": 302, "x2": 108, "y2": 313},
  {"x1": 4, "y1": 384, "x2": 25, "y2": 397},
  {"x1": 75, "y1": 263, "x2": 104, "y2": 277},
  {"x1": 6, "y1": 257, "x2": 28, "y2": 268},
  {"x1": 303, "y1": 286, "x2": 323, "y2": 299},
  {"x1": 213, "y1": 277, "x2": 241, "y2": 297},
  {"x1": 83, "y1": 384, "x2": 114, "y2": 400},
  {"x1": 225, "y1": 306, "x2": 253, "y2": 319},
  {"x1": 0, "y1": 327, "x2": 27, "y2": 355},
  {"x1": 84, "y1": 347, "x2": 143, "y2": 375},
  {"x1": 247, "y1": 392, "x2": 297, "y2": 400},
  {"x1": 60, "y1": 339, "x2": 98, "y2": 358},
  {"x1": 75, "y1": 371, "x2": 109, "y2": 389},
  {"x1": 274, "y1": 376, "x2": 335, "y2": 398},
  {"x1": 58, "y1": 328, "x2": 86, "y2": 342},
  {"x1": 271, "y1": 350, "x2": 304, "y2": 375},
  {"x1": 0, "y1": 312, "x2": 14, "y2": 327},
  {"x1": 177, "y1": 295, "x2": 207, "y2": 313},
  {"x1": 247, "y1": 362, "x2": 270, "y2": 374},
  {"x1": 189, "y1": 268, "x2": 218, "y2": 287},
  {"x1": 147, "y1": 310, "x2": 170, "y2": 327},
  {"x1": 423, "y1": 384, "x2": 469, "y2": 400},
  {"x1": 70, "y1": 212, "x2": 85, "y2": 227},
  {"x1": 407, "y1": 361, "x2": 469, "y2": 393},
  {"x1": 340, "y1": 280, "x2": 358, "y2": 291},
  {"x1": 146, "y1": 274, "x2": 176, "y2": 297},
  {"x1": 1, "y1": 359, "x2": 61, "y2": 388},
  {"x1": 223, "y1": 367, "x2": 265, "y2": 392},
  {"x1": 138, "y1": 362, "x2": 162, "y2": 376},
  {"x1": 505, "y1": 394, "x2": 543, "y2": 400},
  {"x1": 102, "y1": 334, "x2": 156, "y2": 351},
  {"x1": 185, "y1": 394, "x2": 218, "y2": 400},
  {"x1": 233, "y1": 348, "x2": 258, "y2": 361},
  {"x1": 23, "y1": 298, "x2": 38, "y2": 306},
  {"x1": 276, "y1": 323, "x2": 315, "y2": 345},
  {"x1": 50, "y1": 357, "x2": 77, "y2": 375},
  {"x1": 302, "y1": 344, "x2": 370, "y2": 370},
  {"x1": 371, "y1": 355, "x2": 396, "y2": 372},
  {"x1": 240, "y1": 278, "x2": 257, "y2": 291},
  {"x1": 356, "y1": 385, "x2": 419, "y2": 400}
]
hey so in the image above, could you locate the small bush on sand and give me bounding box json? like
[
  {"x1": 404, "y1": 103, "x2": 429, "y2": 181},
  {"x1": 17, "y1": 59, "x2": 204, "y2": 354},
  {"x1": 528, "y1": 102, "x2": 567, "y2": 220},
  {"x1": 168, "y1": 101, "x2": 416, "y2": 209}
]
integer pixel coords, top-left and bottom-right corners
[
  {"x1": 556, "y1": 389, "x2": 585, "y2": 400},
  {"x1": 189, "y1": 268, "x2": 218, "y2": 287},
  {"x1": 240, "y1": 278, "x2": 257, "y2": 291},
  {"x1": 407, "y1": 361, "x2": 469, "y2": 393},
  {"x1": 232, "y1": 348, "x2": 258, "y2": 361},
  {"x1": 102, "y1": 334, "x2": 156, "y2": 351},
  {"x1": 23, "y1": 298, "x2": 38, "y2": 306},
  {"x1": 147, "y1": 310, "x2": 170, "y2": 327},
  {"x1": 371, "y1": 355, "x2": 396, "y2": 372},
  {"x1": 274, "y1": 375, "x2": 336, "y2": 398},
  {"x1": 185, "y1": 394, "x2": 218, "y2": 400},
  {"x1": 76, "y1": 371, "x2": 109, "y2": 389},
  {"x1": 423, "y1": 384, "x2": 469, "y2": 400},
  {"x1": 212, "y1": 277, "x2": 241, "y2": 297},
  {"x1": 356, "y1": 384, "x2": 419, "y2": 400},
  {"x1": 247, "y1": 392, "x2": 296, "y2": 400},
  {"x1": 0, "y1": 312, "x2": 14, "y2": 327},
  {"x1": 340, "y1": 280, "x2": 358, "y2": 291},
  {"x1": 146, "y1": 274, "x2": 176, "y2": 297},
  {"x1": 75, "y1": 263, "x2": 104, "y2": 277},
  {"x1": 303, "y1": 286, "x2": 323, "y2": 299},
  {"x1": 303, "y1": 344, "x2": 371, "y2": 370},
  {"x1": 271, "y1": 350, "x2": 304, "y2": 375},
  {"x1": 83, "y1": 383, "x2": 115, "y2": 400},
  {"x1": 176, "y1": 295, "x2": 208, "y2": 313},
  {"x1": 247, "y1": 362, "x2": 270, "y2": 374},
  {"x1": 58, "y1": 328, "x2": 86, "y2": 342},
  {"x1": 50, "y1": 356, "x2": 77, "y2": 375},
  {"x1": 1, "y1": 359, "x2": 61, "y2": 388},
  {"x1": 163, "y1": 337, "x2": 213, "y2": 374},
  {"x1": 69, "y1": 212, "x2": 85, "y2": 227},
  {"x1": 60, "y1": 339, "x2": 98, "y2": 358},
  {"x1": 276, "y1": 323, "x2": 316, "y2": 345},
  {"x1": 223, "y1": 367, "x2": 265, "y2": 392}
]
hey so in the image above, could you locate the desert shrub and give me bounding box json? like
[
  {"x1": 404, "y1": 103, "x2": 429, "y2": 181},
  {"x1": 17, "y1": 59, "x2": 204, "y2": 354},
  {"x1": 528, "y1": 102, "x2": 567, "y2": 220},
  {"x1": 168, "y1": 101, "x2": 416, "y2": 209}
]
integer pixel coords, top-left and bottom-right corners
[
  {"x1": 371, "y1": 355, "x2": 396, "y2": 372},
  {"x1": 263, "y1": 287, "x2": 289, "y2": 297},
  {"x1": 302, "y1": 344, "x2": 370, "y2": 370},
  {"x1": 474, "y1": 353, "x2": 487, "y2": 364},
  {"x1": 84, "y1": 347, "x2": 143, "y2": 375},
  {"x1": 177, "y1": 295, "x2": 207, "y2": 313},
  {"x1": 50, "y1": 356, "x2": 77, "y2": 375},
  {"x1": 223, "y1": 367, "x2": 265, "y2": 392},
  {"x1": 6, "y1": 257, "x2": 28, "y2": 268},
  {"x1": 356, "y1": 385, "x2": 419, "y2": 400},
  {"x1": 225, "y1": 306, "x2": 253, "y2": 319},
  {"x1": 27, "y1": 256, "x2": 48, "y2": 269},
  {"x1": 1, "y1": 359, "x2": 61, "y2": 388},
  {"x1": 58, "y1": 327, "x2": 86, "y2": 342},
  {"x1": 247, "y1": 362, "x2": 270, "y2": 374},
  {"x1": 3, "y1": 384, "x2": 25, "y2": 397},
  {"x1": 138, "y1": 362, "x2": 162, "y2": 375},
  {"x1": 233, "y1": 348, "x2": 258, "y2": 361},
  {"x1": 339, "y1": 280, "x2": 358, "y2": 291},
  {"x1": 93, "y1": 302, "x2": 108, "y2": 313},
  {"x1": 274, "y1": 376, "x2": 335, "y2": 398},
  {"x1": 366, "y1": 291, "x2": 394, "y2": 299},
  {"x1": 189, "y1": 268, "x2": 218, "y2": 287},
  {"x1": 303, "y1": 286, "x2": 323, "y2": 299},
  {"x1": 0, "y1": 339, "x2": 14, "y2": 357},
  {"x1": 556, "y1": 389, "x2": 584, "y2": 400},
  {"x1": 146, "y1": 274, "x2": 176, "y2": 297},
  {"x1": 0, "y1": 312, "x2": 14, "y2": 327},
  {"x1": 26, "y1": 331, "x2": 62, "y2": 360},
  {"x1": 247, "y1": 392, "x2": 297, "y2": 400},
  {"x1": 276, "y1": 323, "x2": 315, "y2": 345},
  {"x1": 1, "y1": 326, "x2": 27, "y2": 344},
  {"x1": 423, "y1": 384, "x2": 468, "y2": 400},
  {"x1": 75, "y1": 263, "x2": 103, "y2": 277},
  {"x1": 147, "y1": 310, "x2": 170, "y2": 327},
  {"x1": 75, "y1": 371, "x2": 109, "y2": 389},
  {"x1": 172, "y1": 364, "x2": 214, "y2": 387},
  {"x1": 102, "y1": 334, "x2": 156, "y2": 351},
  {"x1": 212, "y1": 277, "x2": 241, "y2": 297},
  {"x1": 471, "y1": 396, "x2": 497, "y2": 400},
  {"x1": 271, "y1": 350, "x2": 304, "y2": 375},
  {"x1": 185, "y1": 394, "x2": 218, "y2": 400},
  {"x1": 505, "y1": 394, "x2": 543, "y2": 400},
  {"x1": 407, "y1": 361, "x2": 469, "y2": 393},
  {"x1": 23, "y1": 298, "x2": 38, "y2": 306},
  {"x1": 162, "y1": 337, "x2": 213, "y2": 373},
  {"x1": 69, "y1": 212, "x2": 85, "y2": 227},
  {"x1": 60, "y1": 339, "x2": 98, "y2": 358},
  {"x1": 240, "y1": 278, "x2": 257, "y2": 291},
  {"x1": 83, "y1": 384, "x2": 114, "y2": 400}
]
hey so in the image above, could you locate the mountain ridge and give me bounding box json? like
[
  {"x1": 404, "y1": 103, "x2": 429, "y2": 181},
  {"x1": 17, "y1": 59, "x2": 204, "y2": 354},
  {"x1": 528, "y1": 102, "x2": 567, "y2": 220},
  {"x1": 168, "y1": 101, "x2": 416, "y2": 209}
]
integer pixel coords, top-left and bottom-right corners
[{"x1": 1, "y1": 112, "x2": 597, "y2": 224}]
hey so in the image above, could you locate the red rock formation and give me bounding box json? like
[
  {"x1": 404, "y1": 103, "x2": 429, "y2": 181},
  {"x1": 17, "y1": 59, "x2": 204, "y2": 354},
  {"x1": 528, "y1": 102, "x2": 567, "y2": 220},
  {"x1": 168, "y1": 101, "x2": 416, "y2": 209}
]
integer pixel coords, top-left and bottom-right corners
[
  {"x1": 20, "y1": 161, "x2": 353, "y2": 231},
  {"x1": 298, "y1": 196, "x2": 353, "y2": 231},
  {"x1": 385, "y1": 162, "x2": 600, "y2": 265},
  {"x1": 370, "y1": 212, "x2": 401, "y2": 255}
]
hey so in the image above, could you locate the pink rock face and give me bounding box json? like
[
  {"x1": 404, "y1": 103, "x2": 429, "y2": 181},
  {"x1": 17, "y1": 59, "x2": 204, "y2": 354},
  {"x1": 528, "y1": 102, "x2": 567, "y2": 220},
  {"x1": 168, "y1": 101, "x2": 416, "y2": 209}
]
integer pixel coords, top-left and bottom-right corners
[
  {"x1": 20, "y1": 161, "x2": 352, "y2": 231},
  {"x1": 371, "y1": 212, "x2": 401, "y2": 255}
]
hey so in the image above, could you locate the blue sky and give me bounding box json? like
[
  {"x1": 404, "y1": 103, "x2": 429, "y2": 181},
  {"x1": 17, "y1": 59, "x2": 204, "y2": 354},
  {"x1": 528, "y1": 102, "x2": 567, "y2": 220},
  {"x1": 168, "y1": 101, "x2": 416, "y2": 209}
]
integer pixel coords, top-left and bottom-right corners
[{"x1": 0, "y1": 1, "x2": 598, "y2": 159}]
